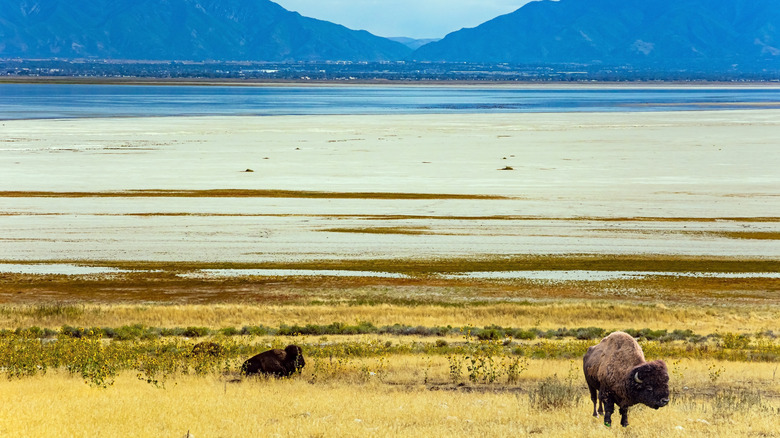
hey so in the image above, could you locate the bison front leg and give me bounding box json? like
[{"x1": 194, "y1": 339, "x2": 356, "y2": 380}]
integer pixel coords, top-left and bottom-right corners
[{"x1": 619, "y1": 406, "x2": 630, "y2": 427}]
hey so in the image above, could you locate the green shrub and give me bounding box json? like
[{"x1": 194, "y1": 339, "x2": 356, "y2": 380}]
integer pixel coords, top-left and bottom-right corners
[
  {"x1": 513, "y1": 328, "x2": 539, "y2": 340},
  {"x1": 182, "y1": 327, "x2": 211, "y2": 338},
  {"x1": 574, "y1": 327, "x2": 606, "y2": 340},
  {"x1": 59, "y1": 325, "x2": 83, "y2": 338},
  {"x1": 219, "y1": 327, "x2": 239, "y2": 336},
  {"x1": 720, "y1": 332, "x2": 751, "y2": 350},
  {"x1": 447, "y1": 355, "x2": 465, "y2": 384},
  {"x1": 113, "y1": 324, "x2": 147, "y2": 341},
  {"x1": 476, "y1": 328, "x2": 502, "y2": 341},
  {"x1": 664, "y1": 329, "x2": 696, "y2": 342},
  {"x1": 59, "y1": 326, "x2": 104, "y2": 339},
  {"x1": 624, "y1": 328, "x2": 668, "y2": 341},
  {"x1": 529, "y1": 375, "x2": 582, "y2": 410},
  {"x1": 159, "y1": 327, "x2": 186, "y2": 337},
  {"x1": 240, "y1": 325, "x2": 272, "y2": 336}
]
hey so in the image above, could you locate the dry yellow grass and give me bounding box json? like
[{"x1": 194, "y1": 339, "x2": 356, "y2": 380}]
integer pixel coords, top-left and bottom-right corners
[
  {"x1": 2, "y1": 301, "x2": 778, "y2": 334},
  {"x1": 302, "y1": 355, "x2": 780, "y2": 395},
  {"x1": 2, "y1": 358, "x2": 778, "y2": 438}
]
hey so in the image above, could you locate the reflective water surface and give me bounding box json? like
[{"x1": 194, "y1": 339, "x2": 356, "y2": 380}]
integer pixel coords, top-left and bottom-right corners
[{"x1": 2, "y1": 84, "x2": 779, "y2": 119}]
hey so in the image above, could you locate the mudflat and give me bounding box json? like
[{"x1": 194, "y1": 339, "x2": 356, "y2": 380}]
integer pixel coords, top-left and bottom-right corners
[{"x1": 1, "y1": 110, "x2": 777, "y2": 264}]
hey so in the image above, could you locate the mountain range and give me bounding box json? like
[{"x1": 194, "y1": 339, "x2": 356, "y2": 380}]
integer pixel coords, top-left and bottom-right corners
[
  {"x1": 413, "y1": 0, "x2": 780, "y2": 69},
  {"x1": 1, "y1": 0, "x2": 778, "y2": 71},
  {"x1": 0, "y1": 0, "x2": 411, "y2": 61}
]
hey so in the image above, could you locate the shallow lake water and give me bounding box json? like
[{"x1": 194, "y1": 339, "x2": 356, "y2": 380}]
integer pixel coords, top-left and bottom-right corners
[{"x1": 2, "y1": 84, "x2": 780, "y2": 119}]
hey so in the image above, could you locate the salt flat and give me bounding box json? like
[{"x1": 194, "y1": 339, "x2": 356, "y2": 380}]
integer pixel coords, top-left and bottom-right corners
[{"x1": 1, "y1": 110, "x2": 778, "y2": 263}]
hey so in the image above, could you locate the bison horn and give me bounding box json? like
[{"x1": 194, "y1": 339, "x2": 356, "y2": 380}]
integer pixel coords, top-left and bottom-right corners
[{"x1": 634, "y1": 371, "x2": 643, "y2": 384}]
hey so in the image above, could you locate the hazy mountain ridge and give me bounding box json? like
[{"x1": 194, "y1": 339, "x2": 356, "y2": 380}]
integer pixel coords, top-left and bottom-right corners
[
  {"x1": 411, "y1": 0, "x2": 780, "y2": 70},
  {"x1": 1, "y1": 0, "x2": 778, "y2": 74},
  {"x1": 388, "y1": 37, "x2": 441, "y2": 51},
  {"x1": 0, "y1": 0, "x2": 411, "y2": 61}
]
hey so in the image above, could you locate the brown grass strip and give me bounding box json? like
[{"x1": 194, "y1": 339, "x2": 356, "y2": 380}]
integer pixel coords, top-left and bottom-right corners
[
  {"x1": 2, "y1": 254, "x2": 778, "y2": 274},
  {"x1": 2, "y1": 210, "x2": 778, "y2": 223},
  {"x1": 0, "y1": 190, "x2": 507, "y2": 200},
  {"x1": 0, "y1": 271, "x2": 777, "y2": 308},
  {"x1": 701, "y1": 231, "x2": 780, "y2": 240},
  {"x1": 320, "y1": 226, "x2": 433, "y2": 235}
]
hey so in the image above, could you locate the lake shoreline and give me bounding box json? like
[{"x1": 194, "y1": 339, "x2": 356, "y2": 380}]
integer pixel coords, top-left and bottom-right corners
[{"x1": 3, "y1": 75, "x2": 780, "y2": 89}]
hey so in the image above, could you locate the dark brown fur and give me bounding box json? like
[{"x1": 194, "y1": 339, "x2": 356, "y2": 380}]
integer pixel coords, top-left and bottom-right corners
[
  {"x1": 583, "y1": 331, "x2": 670, "y2": 427},
  {"x1": 241, "y1": 345, "x2": 305, "y2": 378}
]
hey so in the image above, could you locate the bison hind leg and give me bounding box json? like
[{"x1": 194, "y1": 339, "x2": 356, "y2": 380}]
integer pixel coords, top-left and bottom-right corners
[
  {"x1": 588, "y1": 386, "x2": 599, "y2": 417},
  {"x1": 601, "y1": 392, "x2": 615, "y2": 427}
]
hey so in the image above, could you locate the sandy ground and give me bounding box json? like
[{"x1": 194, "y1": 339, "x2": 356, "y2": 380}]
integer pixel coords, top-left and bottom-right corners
[{"x1": 1, "y1": 110, "x2": 778, "y2": 263}]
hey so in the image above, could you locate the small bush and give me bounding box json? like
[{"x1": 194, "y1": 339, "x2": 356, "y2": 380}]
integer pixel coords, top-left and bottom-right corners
[
  {"x1": 663, "y1": 329, "x2": 696, "y2": 342},
  {"x1": 182, "y1": 327, "x2": 211, "y2": 338},
  {"x1": 574, "y1": 327, "x2": 605, "y2": 340},
  {"x1": 113, "y1": 324, "x2": 151, "y2": 341},
  {"x1": 476, "y1": 328, "x2": 502, "y2": 341},
  {"x1": 59, "y1": 325, "x2": 83, "y2": 338},
  {"x1": 159, "y1": 327, "x2": 186, "y2": 337},
  {"x1": 240, "y1": 325, "x2": 272, "y2": 336},
  {"x1": 219, "y1": 327, "x2": 239, "y2": 336},
  {"x1": 720, "y1": 332, "x2": 751, "y2": 350},
  {"x1": 511, "y1": 328, "x2": 539, "y2": 340},
  {"x1": 711, "y1": 389, "x2": 764, "y2": 419},
  {"x1": 624, "y1": 328, "x2": 668, "y2": 341},
  {"x1": 529, "y1": 376, "x2": 582, "y2": 410},
  {"x1": 504, "y1": 356, "x2": 529, "y2": 383},
  {"x1": 15, "y1": 326, "x2": 44, "y2": 338},
  {"x1": 59, "y1": 326, "x2": 104, "y2": 339},
  {"x1": 447, "y1": 355, "x2": 465, "y2": 384}
]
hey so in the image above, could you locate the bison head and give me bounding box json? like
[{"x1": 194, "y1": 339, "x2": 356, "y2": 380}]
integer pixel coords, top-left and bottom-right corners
[
  {"x1": 629, "y1": 360, "x2": 670, "y2": 409},
  {"x1": 284, "y1": 344, "x2": 305, "y2": 373}
]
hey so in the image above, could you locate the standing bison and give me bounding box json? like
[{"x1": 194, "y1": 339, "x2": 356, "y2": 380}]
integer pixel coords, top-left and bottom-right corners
[
  {"x1": 583, "y1": 331, "x2": 669, "y2": 427},
  {"x1": 241, "y1": 345, "x2": 305, "y2": 377}
]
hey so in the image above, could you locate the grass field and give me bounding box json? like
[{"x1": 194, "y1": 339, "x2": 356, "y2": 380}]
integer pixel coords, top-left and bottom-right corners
[
  {"x1": 1, "y1": 257, "x2": 778, "y2": 437},
  {"x1": 2, "y1": 366, "x2": 779, "y2": 438}
]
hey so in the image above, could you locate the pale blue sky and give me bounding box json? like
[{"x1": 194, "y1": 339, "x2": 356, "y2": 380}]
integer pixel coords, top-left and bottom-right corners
[{"x1": 274, "y1": 0, "x2": 534, "y2": 39}]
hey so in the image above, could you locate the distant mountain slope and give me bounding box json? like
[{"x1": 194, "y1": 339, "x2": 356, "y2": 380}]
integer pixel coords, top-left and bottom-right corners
[
  {"x1": 411, "y1": 0, "x2": 780, "y2": 69},
  {"x1": 389, "y1": 37, "x2": 441, "y2": 51},
  {"x1": 0, "y1": 0, "x2": 411, "y2": 61}
]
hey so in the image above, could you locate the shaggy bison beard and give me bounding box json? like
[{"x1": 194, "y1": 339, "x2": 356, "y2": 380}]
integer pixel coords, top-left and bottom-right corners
[{"x1": 241, "y1": 345, "x2": 305, "y2": 378}]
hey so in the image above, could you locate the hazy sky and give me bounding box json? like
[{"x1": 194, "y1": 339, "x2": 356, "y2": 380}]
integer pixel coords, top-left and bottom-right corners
[{"x1": 273, "y1": 0, "x2": 535, "y2": 39}]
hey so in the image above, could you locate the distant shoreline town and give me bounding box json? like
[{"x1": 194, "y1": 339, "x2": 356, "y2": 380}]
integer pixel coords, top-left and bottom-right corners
[{"x1": 3, "y1": 60, "x2": 779, "y2": 84}]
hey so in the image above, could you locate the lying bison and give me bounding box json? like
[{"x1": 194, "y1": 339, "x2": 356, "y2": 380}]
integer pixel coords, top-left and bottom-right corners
[
  {"x1": 583, "y1": 331, "x2": 669, "y2": 427},
  {"x1": 241, "y1": 345, "x2": 305, "y2": 378}
]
